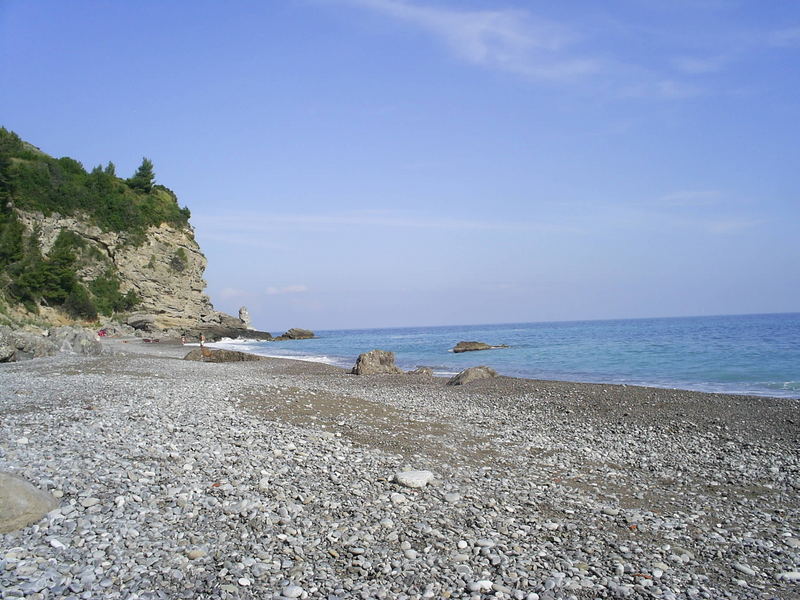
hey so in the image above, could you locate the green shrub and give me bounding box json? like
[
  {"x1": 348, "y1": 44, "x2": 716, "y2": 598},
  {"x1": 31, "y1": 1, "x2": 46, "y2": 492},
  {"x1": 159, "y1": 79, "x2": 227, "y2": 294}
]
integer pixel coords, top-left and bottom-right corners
[
  {"x1": 170, "y1": 247, "x2": 188, "y2": 272},
  {"x1": 89, "y1": 270, "x2": 139, "y2": 316},
  {"x1": 63, "y1": 285, "x2": 97, "y2": 320}
]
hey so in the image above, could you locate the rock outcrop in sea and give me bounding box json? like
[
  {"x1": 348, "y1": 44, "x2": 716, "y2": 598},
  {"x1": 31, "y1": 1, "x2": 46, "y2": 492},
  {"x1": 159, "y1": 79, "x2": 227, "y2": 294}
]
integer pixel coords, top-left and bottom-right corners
[
  {"x1": 452, "y1": 341, "x2": 509, "y2": 353},
  {"x1": 274, "y1": 328, "x2": 315, "y2": 341}
]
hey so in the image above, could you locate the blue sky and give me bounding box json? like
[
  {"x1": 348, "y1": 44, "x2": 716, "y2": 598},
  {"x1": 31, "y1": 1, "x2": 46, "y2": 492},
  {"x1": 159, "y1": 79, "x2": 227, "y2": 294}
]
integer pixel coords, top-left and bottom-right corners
[{"x1": 2, "y1": 1, "x2": 798, "y2": 330}]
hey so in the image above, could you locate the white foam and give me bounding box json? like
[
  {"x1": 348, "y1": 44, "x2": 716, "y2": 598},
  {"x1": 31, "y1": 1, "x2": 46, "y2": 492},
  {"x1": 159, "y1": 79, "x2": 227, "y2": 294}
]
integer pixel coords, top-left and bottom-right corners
[{"x1": 252, "y1": 352, "x2": 337, "y2": 365}]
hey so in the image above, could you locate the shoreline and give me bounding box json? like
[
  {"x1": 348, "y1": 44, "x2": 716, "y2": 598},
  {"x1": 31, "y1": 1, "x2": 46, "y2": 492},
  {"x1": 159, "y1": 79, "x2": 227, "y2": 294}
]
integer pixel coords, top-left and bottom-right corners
[
  {"x1": 2, "y1": 342, "x2": 798, "y2": 598},
  {"x1": 205, "y1": 337, "x2": 800, "y2": 401}
]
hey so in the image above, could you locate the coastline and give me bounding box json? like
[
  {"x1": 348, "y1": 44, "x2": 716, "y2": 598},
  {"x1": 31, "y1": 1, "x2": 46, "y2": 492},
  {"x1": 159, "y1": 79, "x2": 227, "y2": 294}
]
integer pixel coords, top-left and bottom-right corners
[{"x1": 1, "y1": 340, "x2": 798, "y2": 598}]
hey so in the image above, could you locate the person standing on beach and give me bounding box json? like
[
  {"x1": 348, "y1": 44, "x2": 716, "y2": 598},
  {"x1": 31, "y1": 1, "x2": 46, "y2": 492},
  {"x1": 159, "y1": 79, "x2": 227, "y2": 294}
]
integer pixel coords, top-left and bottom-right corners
[{"x1": 199, "y1": 333, "x2": 205, "y2": 347}]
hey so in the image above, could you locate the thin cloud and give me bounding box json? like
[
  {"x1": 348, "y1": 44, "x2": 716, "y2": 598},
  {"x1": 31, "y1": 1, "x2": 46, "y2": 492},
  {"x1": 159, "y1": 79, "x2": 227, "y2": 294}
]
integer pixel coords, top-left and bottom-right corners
[
  {"x1": 769, "y1": 27, "x2": 800, "y2": 47},
  {"x1": 266, "y1": 285, "x2": 309, "y2": 296},
  {"x1": 194, "y1": 211, "x2": 582, "y2": 234},
  {"x1": 219, "y1": 287, "x2": 247, "y2": 299},
  {"x1": 657, "y1": 190, "x2": 722, "y2": 206},
  {"x1": 345, "y1": 0, "x2": 598, "y2": 79},
  {"x1": 672, "y1": 55, "x2": 728, "y2": 75},
  {"x1": 706, "y1": 219, "x2": 763, "y2": 234}
]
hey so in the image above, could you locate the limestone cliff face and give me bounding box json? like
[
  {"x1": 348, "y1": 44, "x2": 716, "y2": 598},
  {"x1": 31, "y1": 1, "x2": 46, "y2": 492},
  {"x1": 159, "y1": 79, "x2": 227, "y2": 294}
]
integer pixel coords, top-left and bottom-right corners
[{"x1": 14, "y1": 209, "x2": 223, "y2": 331}]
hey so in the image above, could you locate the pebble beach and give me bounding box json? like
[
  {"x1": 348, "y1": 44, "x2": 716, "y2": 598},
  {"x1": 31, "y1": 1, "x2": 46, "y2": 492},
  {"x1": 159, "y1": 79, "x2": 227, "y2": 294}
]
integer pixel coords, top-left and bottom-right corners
[{"x1": 1, "y1": 339, "x2": 798, "y2": 600}]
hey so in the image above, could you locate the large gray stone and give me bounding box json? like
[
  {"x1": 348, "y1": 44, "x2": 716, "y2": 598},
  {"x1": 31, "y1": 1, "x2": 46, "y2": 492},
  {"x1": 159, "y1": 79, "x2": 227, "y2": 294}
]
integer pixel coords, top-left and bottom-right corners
[
  {"x1": 184, "y1": 347, "x2": 265, "y2": 363},
  {"x1": 395, "y1": 470, "x2": 435, "y2": 488},
  {"x1": 351, "y1": 350, "x2": 404, "y2": 375},
  {"x1": 446, "y1": 366, "x2": 498, "y2": 386},
  {"x1": 126, "y1": 313, "x2": 158, "y2": 331},
  {"x1": 50, "y1": 326, "x2": 103, "y2": 356},
  {"x1": 0, "y1": 327, "x2": 15, "y2": 362},
  {"x1": 406, "y1": 366, "x2": 433, "y2": 377},
  {"x1": 0, "y1": 473, "x2": 58, "y2": 533}
]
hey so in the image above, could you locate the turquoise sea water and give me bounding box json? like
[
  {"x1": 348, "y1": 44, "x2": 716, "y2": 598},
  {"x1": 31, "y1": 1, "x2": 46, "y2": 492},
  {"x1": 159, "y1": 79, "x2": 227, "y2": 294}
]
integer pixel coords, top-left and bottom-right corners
[{"x1": 214, "y1": 313, "x2": 800, "y2": 398}]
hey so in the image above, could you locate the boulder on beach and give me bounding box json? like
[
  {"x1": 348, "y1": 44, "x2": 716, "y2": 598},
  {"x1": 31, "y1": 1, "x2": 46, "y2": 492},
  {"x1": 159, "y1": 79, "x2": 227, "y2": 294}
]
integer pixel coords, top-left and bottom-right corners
[
  {"x1": 351, "y1": 349, "x2": 404, "y2": 375},
  {"x1": 184, "y1": 347, "x2": 265, "y2": 363},
  {"x1": 446, "y1": 365, "x2": 498, "y2": 386},
  {"x1": 395, "y1": 470, "x2": 435, "y2": 489},
  {"x1": 0, "y1": 325, "x2": 103, "y2": 363},
  {"x1": 452, "y1": 341, "x2": 509, "y2": 353},
  {"x1": 406, "y1": 366, "x2": 434, "y2": 377},
  {"x1": 0, "y1": 472, "x2": 58, "y2": 533}
]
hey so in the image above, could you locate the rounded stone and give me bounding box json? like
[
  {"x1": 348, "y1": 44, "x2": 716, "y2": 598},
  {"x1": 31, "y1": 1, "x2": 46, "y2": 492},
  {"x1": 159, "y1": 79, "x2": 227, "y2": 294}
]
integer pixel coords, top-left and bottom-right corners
[{"x1": 0, "y1": 473, "x2": 58, "y2": 534}]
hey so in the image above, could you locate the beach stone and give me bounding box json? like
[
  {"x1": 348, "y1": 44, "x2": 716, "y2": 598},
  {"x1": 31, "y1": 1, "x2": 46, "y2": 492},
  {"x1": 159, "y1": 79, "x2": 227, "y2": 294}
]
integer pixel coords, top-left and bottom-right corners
[
  {"x1": 776, "y1": 572, "x2": 800, "y2": 581},
  {"x1": 0, "y1": 331, "x2": 14, "y2": 362},
  {"x1": 406, "y1": 366, "x2": 434, "y2": 377},
  {"x1": 282, "y1": 584, "x2": 304, "y2": 597},
  {"x1": 0, "y1": 473, "x2": 59, "y2": 533},
  {"x1": 395, "y1": 470, "x2": 435, "y2": 488},
  {"x1": 732, "y1": 563, "x2": 756, "y2": 576},
  {"x1": 351, "y1": 350, "x2": 403, "y2": 375},
  {"x1": 446, "y1": 366, "x2": 498, "y2": 386}
]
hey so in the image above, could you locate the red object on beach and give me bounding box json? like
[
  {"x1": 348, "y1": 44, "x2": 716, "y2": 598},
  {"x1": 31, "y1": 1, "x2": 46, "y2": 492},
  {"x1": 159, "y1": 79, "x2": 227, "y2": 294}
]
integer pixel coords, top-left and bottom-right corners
[{"x1": 98, "y1": 329, "x2": 107, "y2": 337}]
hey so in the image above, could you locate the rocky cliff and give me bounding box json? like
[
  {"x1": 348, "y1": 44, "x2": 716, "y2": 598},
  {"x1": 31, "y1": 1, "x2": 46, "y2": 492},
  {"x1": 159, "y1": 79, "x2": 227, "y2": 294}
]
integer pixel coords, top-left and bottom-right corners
[
  {"x1": 0, "y1": 128, "x2": 268, "y2": 338},
  {"x1": 12, "y1": 209, "x2": 221, "y2": 332}
]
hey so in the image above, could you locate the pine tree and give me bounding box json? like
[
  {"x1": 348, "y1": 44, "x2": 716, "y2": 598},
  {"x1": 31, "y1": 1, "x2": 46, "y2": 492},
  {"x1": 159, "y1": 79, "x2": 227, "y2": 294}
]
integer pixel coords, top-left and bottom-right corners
[{"x1": 127, "y1": 157, "x2": 155, "y2": 193}]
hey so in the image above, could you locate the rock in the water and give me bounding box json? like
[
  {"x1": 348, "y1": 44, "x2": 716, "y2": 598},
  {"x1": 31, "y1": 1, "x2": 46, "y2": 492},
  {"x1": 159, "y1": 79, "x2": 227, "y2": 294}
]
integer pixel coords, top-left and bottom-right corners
[
  {"x1": 406, "y1": 366, "x2": 433, "y2": 377},
  {"x1": 452, "y1": 341, "x2": 508, "y2": 353},
  {"x1": 184, "y1": 348, "x2": 265, "y2": 363},
  {"x1": 195, "y1": 326, "x2": 273, "y2": 342},
  {"x1": 238, "y1": 306, "x2": 253, "y2": 329},
  {"x1": 351, "y1": 350, "x2": 404, "y2": 375},
  {"x1": 0, "y1": 472, "x2": 59, "y2": 533},
  {"x1": 395, "y1": 470, "x2": 435, "y2": 488},
  {"x1": 446, "y1": 366, "x2": 498, "y2": 386},
  {"x1": 275, "y1": 328, "x2": 315, "y2": 341}
]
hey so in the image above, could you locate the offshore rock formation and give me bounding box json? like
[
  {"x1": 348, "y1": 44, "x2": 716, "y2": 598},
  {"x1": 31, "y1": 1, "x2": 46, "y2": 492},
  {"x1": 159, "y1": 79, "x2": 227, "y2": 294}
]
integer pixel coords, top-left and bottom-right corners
[
  {"x1": 274, "y1": 328, "x2": 315, "y2": 341},
  {"x1": 452, "y1": 341, "x2": 509, "y2": 353}
]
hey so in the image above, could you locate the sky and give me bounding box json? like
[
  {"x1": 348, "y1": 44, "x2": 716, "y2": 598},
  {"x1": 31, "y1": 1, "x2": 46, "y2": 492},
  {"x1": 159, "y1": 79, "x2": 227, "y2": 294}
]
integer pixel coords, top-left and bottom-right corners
[{"x1": 1, "y1": 0, "x2": 799, "y2": 331}]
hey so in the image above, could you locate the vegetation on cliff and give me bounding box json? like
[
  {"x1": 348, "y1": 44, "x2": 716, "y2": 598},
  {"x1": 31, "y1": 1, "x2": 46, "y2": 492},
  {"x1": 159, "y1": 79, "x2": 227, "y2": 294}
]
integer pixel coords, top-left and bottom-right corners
[
  {"x1": 0, "y1": 128, "x2": 190, "y2": 235},
  {"x1": 0, "y1": 127, "x2": 190, "y2": 320}
]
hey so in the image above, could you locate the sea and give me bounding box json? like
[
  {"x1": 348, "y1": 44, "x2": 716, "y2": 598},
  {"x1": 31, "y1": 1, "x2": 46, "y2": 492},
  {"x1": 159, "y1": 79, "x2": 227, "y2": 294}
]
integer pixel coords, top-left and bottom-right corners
[{"x1": 213, "y1": 313, "x2": 800, "y2": 399}]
